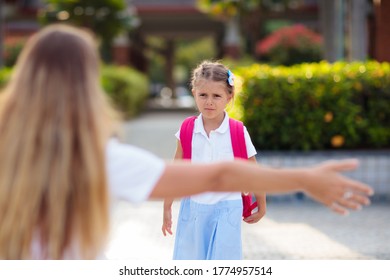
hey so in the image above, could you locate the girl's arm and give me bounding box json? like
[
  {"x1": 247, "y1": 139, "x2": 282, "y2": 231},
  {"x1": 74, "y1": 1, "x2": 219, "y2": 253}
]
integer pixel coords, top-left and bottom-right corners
[
  {"x1": 243, "y1": 156, "x2": 266, "y2": 223},
  {"x1": 162, "y1": 140, "x2": 182, "y2": 209},
  {"x1": 150, "y1": 158, "x2": 373, "y2": 215},
  {"x1": 162, "y1": 140, "x2": 182, "y2": 236}
]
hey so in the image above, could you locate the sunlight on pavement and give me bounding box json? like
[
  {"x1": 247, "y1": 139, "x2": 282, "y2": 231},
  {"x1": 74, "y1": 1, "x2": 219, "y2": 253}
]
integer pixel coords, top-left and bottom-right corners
[
  {"x1": 104, "y1": 201, "x2": 373, "y2": 260},
  {"x1": 242, "y1": 218, "x2": 370, "y2": 259},
  {"x1": 105, "y1": 200, "x2": 178, "y2": 260}
]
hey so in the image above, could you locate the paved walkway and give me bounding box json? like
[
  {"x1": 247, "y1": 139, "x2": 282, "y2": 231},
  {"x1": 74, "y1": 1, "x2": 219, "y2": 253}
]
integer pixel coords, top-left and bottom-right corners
[{"x1": 105, "y1": 111, "x2": 390, "y2": 260}]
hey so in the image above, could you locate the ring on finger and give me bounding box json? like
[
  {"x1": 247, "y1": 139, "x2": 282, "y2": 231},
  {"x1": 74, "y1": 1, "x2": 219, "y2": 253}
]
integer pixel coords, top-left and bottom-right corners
[{"x1": 343, "y1": 191, "x2": 353, "y2": 199}]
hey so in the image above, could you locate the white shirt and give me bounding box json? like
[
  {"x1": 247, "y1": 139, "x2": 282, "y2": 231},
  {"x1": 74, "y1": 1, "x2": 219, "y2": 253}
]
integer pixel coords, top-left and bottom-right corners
[
  {"x1": 106, "y1": 138, "x2": 165, "y2": 202},
  {"x1": 175, "y1": 113, "x2": 257, "y2": 204}
]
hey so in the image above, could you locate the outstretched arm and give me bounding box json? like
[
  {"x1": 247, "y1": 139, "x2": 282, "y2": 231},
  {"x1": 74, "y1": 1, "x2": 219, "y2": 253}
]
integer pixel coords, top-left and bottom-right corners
[{"x1": 150, "y1": 158, "x2": 373, "y2": 215}]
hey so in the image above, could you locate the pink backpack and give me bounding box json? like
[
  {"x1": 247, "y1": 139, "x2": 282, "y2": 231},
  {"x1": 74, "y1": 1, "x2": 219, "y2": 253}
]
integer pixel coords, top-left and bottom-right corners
[{"x1": 180, "y1": 116, "x2": 258, "y2": 218}]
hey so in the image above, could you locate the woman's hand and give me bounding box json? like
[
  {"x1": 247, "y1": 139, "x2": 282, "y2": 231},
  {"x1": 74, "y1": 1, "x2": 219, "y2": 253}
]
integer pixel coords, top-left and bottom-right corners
[{"x1": 302, "y1": 159, "x2": 373, "y2": 215}]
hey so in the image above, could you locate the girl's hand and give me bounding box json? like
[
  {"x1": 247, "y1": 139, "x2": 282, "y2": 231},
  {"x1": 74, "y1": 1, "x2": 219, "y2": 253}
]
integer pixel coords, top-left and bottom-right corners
[
  {"x1": 244, "y1": 193, "x2": 267, "y2": 224},
  {"x1": 162, "y1": 209, "x2": 173, "y2": 236},
  {"x1": 243, "y1": 204, "x2": 266, "y2": 224}
]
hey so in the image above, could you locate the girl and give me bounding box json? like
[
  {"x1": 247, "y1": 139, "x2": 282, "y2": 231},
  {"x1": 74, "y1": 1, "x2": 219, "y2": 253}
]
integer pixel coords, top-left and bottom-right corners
[
  {"x1": 161, "y1": 61, "x2": 263, "y2": 259},
  {"x1": 0, "y1": 24, "x2": 372, "y2": 259}
]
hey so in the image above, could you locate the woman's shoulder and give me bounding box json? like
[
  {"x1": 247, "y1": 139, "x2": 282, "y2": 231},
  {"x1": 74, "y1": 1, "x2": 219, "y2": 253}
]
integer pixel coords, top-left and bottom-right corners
[
  {"x1": 106, "y1": 138, "x2": 166, "y2": 202},
  {"x1": 106, "y1": 137, "x2": 165, "y2": 172},
  {"x1": 107, "y1": 138, "x2": 159, "y2": 159}
]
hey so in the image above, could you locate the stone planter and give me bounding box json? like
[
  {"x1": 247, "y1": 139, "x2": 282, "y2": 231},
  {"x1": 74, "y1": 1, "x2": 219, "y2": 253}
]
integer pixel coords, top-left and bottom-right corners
[{"x1": 256, "y1": 150, "x2": 390, "y2": 201}]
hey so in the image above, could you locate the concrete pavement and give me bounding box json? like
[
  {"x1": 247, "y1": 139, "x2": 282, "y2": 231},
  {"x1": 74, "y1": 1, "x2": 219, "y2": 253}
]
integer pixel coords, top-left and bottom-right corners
[{"x1": 105, "y1": 111, "x2": 390, "y2": 260}]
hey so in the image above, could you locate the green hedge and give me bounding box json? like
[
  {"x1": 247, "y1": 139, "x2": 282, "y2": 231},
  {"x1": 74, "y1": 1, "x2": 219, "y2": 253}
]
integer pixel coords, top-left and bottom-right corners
[
  {"x1": 0, "y1": 67, "x2": 12, "y2": 89},
  {"x1": 232, "y1": 61, "x2": 390, "y2": 150},
  {"x1": 101, "y1": 65, "x2": 149, "y2": 118},
  {"x1": 0, "y1": 65, "x2": 149, "y2": 118}
]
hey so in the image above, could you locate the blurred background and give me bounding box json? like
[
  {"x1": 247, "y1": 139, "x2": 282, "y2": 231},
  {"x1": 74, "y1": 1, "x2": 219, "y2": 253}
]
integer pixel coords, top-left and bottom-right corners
[
  {"x1": 1, "y1": 0, "x2": 389, "y2": 259},
  {"x1": 2, "y1": 0, "x2": 388, "y2": 197}
]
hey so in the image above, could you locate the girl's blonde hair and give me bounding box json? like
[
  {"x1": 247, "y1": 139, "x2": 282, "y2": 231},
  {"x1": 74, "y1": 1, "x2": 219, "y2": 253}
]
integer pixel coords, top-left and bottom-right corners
[
  {"x1": 190, "y1": 60, "x2": 235, "y2": 96},
  {"x1": 0, "y1": 24, "x2": 118, "y2": 259}
]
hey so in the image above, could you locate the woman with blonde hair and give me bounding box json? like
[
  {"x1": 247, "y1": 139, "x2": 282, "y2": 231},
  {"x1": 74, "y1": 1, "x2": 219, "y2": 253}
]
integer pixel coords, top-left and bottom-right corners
[{"x1": 0, "y1": 24, "x2": 373, "y2": 259}]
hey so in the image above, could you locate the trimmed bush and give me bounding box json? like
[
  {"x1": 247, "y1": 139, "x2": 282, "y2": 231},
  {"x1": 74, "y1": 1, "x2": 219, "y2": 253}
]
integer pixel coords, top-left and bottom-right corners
[
  {"x1": 101, "y1": 65, "x2": 149, "y2": 118},
  {"x1": 0, "y1": 65, "x2": 148, "y2": 118},
  {"x1": 0, "y1": 68, "x2": 12, "y2": 89},
  {"x1": 3, "y1": 36, "x2": 28, "y2": 67},
  {"x1": 234, "y1": 61, "x2": 390, "y2": 150}
]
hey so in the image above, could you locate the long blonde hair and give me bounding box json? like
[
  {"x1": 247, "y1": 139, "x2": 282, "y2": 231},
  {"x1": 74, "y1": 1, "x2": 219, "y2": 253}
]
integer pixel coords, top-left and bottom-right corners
[{"x1": 0, "y1": 24, "x2": 117, "y2": 259}]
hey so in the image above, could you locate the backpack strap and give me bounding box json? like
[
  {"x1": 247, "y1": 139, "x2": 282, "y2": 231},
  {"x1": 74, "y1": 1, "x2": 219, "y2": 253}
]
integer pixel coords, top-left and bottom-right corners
[
  {"x1": 180, "y1": 116, "x2": 257, "y2": 218},
  {"x1": 229, "y1": 118, "x2": 248, "y2": 159},
  {"x1": 179, "y1": 116, "x2": 197, "y2": 160},
  {"x1": 181, "y1": 117, "x2": 248, "y2": 159}
]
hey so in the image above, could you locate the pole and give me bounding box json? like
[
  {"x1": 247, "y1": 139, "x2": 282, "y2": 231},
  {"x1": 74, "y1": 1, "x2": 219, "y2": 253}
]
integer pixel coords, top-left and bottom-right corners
[{"x1": 0, "y1": 0, "x2": 4, "y2": 68}]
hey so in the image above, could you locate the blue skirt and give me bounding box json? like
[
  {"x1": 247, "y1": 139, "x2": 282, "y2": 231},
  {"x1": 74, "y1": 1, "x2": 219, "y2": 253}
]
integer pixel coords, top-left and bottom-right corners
[{"x1": 173, "y1": 198, "x2": 243, "y2": 260}]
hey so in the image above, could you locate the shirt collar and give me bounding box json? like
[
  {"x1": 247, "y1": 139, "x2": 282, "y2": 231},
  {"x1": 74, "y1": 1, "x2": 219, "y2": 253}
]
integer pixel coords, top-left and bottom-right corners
[{"x1": 194, "y1": 112, "x2": 230, "y2": 135}]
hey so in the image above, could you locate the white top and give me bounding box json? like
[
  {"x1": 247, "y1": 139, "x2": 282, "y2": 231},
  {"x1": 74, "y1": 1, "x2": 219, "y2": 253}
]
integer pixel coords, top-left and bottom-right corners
[
  {"x1": 106, "y1": 138, "x2": 165, "y2": 203},
  {"x1": 175, "y1": 113, "x2": 257, "y2": 204},
  {"x1": 31, "y1": 138, "x2": 166, "y2": 259}
]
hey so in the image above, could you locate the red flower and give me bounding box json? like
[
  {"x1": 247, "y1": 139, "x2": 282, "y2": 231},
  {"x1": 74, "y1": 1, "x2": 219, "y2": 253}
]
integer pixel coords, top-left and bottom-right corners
[{"x1": 256, "y1": 24, "x2": 322, "y2": 56}]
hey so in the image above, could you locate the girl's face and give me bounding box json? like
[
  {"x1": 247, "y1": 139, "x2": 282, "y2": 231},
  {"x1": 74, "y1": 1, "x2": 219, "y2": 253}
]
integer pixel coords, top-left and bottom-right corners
[{"x1": 192, "y1": 80, "x2": 232, "y2": 121}]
